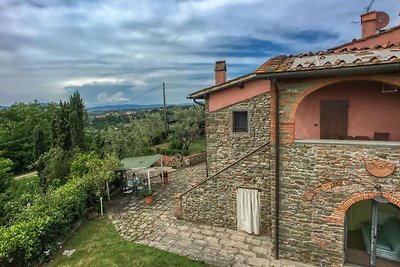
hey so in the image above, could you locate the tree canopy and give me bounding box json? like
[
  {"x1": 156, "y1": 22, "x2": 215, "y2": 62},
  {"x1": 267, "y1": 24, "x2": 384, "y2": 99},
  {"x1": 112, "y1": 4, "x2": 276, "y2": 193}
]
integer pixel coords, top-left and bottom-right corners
[{"x1": 0, "y1": 102, "x2": 55, "y2": 173}]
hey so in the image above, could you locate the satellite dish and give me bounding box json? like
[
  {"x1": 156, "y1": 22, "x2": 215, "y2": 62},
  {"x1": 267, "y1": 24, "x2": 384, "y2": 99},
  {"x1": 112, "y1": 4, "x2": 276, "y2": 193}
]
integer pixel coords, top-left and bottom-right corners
[{"x1": 376, "y1": 11, "x2": 390, "y2": 30}]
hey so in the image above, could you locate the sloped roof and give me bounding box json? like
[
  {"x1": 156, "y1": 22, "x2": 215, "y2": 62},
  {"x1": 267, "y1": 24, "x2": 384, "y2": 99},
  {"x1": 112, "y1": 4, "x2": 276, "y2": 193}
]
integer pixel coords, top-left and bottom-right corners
[
  {"x1": 120, "y1": 154, "x2": 162, "y2": 170},
  {"x1": 255, "y1": 46, "x2": 400, "y2": 73},
  {"x1": 189, "y1": 46, "x2": 400, "y2": 99},
  {"x1": 330, "y1": 25, "x2": 400, "y2": 52}
]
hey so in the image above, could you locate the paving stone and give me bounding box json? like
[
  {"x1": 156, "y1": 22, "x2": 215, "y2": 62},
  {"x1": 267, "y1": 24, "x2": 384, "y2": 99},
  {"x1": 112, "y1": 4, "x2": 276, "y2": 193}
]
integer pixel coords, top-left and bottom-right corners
[
  {"x1": 219, "y1": 238, "x2": 237, "y2": 247},
  {"x1": 108, "y1": 163, "x2": 313, "y2": 267},
  {"x1": 176, "y1": 230, "x2": 192, "y2": 238},
  {"x1": 211, "y1": 226, "x2": 226, "y2": 232},
  {"x1": 201, "y1": 229, "x2": 216, "y2": 236},
  {"x1": 233, "y1": 241, "x2": 250, "y2": 250},
  {"x1": 215, "y1": 231, "x2": 230, "y2": 239},
  {"x1": 193, "y1": 239, "x2": 208, "y2": 246},
  {"x1": 239, "y1": 249, "x2": 257, "y2": 257},
  {"x1": 191, "y1": 232, "x2": 205, "y2": 240},
  {"x1": 222, "y1": 245, "x2": 239, "y2": 254},
  {"x1": 231, "y1": 234, "x2": 246, "y2": 242},
  {"x1": 247, "y1": 257, "x2": 271, "y2": 267},
  {"x1": 218, "y1": 249, "x2": 236, "y2": 259},
  {"x1": 177, "y1": 225, "x2": 189, "y2": 231},
  {"x1": 245, "y1": 236, "x2": 262, "y2": 246},
  {"x1": 165, "y1": 228, "x2": 179, "y2": 235},
  {"x1": 251, "y1": 245, "x2": 270, "y2": 257},
  {"x1": 204, "y1": 235, "x2": 220, "y2": 244}
]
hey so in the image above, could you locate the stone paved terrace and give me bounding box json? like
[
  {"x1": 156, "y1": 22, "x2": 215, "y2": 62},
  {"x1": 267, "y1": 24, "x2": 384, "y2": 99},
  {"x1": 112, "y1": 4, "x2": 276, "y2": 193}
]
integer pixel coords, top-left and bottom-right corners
[{"x1": 108, "y1": 164, "x2": 313, "y2": 267}]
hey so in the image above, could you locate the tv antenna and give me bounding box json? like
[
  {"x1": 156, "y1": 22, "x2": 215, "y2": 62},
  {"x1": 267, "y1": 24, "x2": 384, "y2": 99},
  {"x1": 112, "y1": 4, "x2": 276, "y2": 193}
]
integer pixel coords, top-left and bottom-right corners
[{"x1": 366, "y1": 0, "x2": 375, "y2": 12}]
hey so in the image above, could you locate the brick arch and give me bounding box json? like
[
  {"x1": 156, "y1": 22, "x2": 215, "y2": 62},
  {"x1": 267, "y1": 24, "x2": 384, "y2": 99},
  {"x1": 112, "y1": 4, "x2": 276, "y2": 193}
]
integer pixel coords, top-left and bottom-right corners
[
  {"x1": 288, "y1": 75, "x2": 400, "y2": 123},
  {"x1": 325, "y1": 191, "x2": 400, "y2": 225}
]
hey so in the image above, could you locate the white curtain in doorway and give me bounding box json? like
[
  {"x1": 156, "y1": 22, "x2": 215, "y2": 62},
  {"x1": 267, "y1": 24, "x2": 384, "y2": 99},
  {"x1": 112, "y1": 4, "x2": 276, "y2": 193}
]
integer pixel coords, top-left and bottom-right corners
[{"x1": 237, "y1": 188, "x2": 261, "y2": 235}]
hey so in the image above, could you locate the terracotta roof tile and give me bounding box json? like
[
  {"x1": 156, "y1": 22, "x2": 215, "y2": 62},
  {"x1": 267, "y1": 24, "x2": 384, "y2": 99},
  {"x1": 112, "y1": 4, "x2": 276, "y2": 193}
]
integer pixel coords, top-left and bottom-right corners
[
  {"x1": 330, "y1": 25, "x2": 400, "y2": 51},
  {"x1": 189, "y1": 44, "x2": 400, "y2": 99},
  {"x1": 256, "y1": 45, "x2": 400, "y2": 73}
]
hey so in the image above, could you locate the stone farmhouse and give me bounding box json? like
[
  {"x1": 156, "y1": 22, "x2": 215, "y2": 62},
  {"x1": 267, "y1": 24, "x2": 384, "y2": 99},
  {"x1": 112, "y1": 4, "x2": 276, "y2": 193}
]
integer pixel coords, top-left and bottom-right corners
[{"x1": 175, "y1": 11, "x2": 400, "y2": 267}]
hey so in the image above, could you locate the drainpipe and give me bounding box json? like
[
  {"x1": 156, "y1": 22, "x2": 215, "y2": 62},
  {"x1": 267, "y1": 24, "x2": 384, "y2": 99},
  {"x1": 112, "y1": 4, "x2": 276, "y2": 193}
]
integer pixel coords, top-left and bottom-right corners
[
  {"x1": 193, "y1": 98, "x2": 208, "y2": 177},
  {"x1": 273, "y1": 78, "x2": 280, "y2": 260}
]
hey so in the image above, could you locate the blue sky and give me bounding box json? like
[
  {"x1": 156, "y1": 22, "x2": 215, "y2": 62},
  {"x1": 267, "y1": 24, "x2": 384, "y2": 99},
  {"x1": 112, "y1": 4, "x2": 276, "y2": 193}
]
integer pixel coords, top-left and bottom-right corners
[{"x1": 0, "y1": 0, "x2": 399, "y2": 106}]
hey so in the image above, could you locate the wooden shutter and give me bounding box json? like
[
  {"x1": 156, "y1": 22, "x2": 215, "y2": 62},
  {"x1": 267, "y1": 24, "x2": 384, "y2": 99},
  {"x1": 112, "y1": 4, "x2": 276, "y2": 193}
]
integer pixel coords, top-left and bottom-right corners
[{"x1": 320, "y1": 100, "x2": 348, "y2": 139}]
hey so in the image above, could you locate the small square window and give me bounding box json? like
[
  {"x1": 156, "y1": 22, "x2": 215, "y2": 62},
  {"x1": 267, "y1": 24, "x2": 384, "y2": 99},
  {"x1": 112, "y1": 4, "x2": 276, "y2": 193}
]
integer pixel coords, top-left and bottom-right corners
[{"x1": 232, "y1": 111, "x2": 249, "y2": 133}]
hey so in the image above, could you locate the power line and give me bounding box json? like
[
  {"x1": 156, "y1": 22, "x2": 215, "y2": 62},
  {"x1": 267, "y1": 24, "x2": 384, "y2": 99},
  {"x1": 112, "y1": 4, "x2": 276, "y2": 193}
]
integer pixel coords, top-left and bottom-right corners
[
  {"x1": 165, "y1": 83, "x2": 210, "y2": 87},
  {"x1": 0, "y1": 136, "x2": 34, "y2": 146},
  {"x1": 131, "y1": 84, "x2": 162, "y2": 99}
]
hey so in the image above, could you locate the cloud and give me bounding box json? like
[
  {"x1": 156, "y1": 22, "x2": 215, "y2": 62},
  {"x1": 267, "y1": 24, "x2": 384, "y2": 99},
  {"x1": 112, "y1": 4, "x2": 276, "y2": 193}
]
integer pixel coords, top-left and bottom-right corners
[
  {"x1": 0, "y1": 0, "x2": 398, "y2": 106},
  {"x1": 97, "y1": 91, "x2": 130, "y2": 104}
]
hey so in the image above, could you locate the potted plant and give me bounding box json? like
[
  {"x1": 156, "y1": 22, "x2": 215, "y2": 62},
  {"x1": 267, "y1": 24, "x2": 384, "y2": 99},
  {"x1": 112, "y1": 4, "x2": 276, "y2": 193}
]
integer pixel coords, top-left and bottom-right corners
[{"x1": 141, "y1": 188, "x2": 154, "y2": 205}]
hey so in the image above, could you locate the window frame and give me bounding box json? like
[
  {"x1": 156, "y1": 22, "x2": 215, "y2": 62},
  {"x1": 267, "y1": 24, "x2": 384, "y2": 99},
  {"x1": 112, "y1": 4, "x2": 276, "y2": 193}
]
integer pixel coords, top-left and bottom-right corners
[{"x1": 231, "y1": 110, "x2": 250, "y2": 135}]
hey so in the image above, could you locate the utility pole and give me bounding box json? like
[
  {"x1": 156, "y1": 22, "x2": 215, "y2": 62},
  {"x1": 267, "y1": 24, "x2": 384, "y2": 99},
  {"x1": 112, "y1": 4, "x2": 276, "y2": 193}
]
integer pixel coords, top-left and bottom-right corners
[{"x1": 162, "y1": 82, "x2": 168, "y2": 134}]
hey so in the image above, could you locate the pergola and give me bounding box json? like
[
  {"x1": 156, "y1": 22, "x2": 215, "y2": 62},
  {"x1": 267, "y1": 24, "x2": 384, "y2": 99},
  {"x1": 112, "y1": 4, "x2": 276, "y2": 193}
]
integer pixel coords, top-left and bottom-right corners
[{"x1": 119, "y1": 154, "x2": 164, "y2": 192}]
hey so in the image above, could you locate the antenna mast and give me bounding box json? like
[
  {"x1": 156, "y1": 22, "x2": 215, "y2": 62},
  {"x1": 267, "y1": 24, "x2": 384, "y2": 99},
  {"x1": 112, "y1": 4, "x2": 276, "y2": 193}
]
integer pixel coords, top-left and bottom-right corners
[{"x1": 366, "y1": 0, "x2": 375, "y2": 12}]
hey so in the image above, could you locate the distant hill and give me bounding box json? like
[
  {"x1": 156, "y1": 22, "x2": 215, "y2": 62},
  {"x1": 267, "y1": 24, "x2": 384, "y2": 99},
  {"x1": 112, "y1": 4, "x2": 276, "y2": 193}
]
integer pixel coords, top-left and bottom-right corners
[
  {"x1": 86, "y1": 103, "x2": 192, "y2": 113},
  {"x1": 0, "y1": 102, "x2": 195, "y2": 113}
]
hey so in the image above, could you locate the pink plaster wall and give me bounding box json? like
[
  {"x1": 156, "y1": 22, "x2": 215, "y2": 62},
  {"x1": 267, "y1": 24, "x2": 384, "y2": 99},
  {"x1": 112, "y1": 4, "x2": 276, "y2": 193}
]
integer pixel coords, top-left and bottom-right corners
[
  {"x1": 209, "y1": 79, "x2": 270, "y2": 112},
  {"x1": 295, "y1": 81, "x2": 400, "y2": 141}
]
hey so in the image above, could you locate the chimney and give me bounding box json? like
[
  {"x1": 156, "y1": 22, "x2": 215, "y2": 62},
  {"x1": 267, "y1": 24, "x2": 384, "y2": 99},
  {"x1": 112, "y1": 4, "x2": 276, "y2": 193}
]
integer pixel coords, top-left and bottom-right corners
[
  {"x1": 215, "y1": 61, "x2": 226, "y2": 85},
  {"x1": 361, "y1": 11, "x2": 379, "y2": 38}
]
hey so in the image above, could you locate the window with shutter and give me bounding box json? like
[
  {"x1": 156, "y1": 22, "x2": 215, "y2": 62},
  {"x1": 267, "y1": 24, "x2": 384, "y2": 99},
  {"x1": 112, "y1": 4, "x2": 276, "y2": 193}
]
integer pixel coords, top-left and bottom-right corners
[{"x1": 232, "y1": 111, "x2": 249, "y2": 133}]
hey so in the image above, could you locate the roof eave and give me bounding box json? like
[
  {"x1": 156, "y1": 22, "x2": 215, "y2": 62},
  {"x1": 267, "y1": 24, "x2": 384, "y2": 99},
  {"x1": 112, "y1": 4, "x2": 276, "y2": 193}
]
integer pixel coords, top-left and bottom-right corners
[
  {"x1": 189, "y1": 62, "x2": 400, "y2": 99},
  {"x1": 187, "y1": 73, "x2": 258, "y2": 99},
  {"x1": 258, "y1": 61, "x2": 400, "y2": 80}
]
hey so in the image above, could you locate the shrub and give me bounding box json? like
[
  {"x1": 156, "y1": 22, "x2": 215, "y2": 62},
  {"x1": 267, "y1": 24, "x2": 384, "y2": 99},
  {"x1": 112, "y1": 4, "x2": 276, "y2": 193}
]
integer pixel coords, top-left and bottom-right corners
[
  {"x1": 0, "y1": 153, "x2": 120, "y2": 266},
  {"x1": 168, "y1": 139, "x2": 183, "y2": 150},
  {"x1": 140, "y1": 147, "x2": 156, "y2": 156}
]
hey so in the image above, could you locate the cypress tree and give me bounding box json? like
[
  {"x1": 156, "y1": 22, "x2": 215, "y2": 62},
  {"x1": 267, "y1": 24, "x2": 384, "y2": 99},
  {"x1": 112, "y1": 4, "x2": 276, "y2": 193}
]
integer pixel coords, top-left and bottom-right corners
[
  {"x1": 69, "y1": 91, "x2": 85, "y2": 150},
  {"x1": 51, "y1": 101, "x2": 71, "y2": 151},
  {"x1": 33, "y1": 126, "x2": 46, "y2": 160}
]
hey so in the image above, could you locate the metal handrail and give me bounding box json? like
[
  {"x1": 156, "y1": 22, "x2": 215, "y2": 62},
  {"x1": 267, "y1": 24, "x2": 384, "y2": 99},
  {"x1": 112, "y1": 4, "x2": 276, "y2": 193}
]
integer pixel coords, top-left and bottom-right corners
[{"x1": 175, "y1": 141, "x2": 271, "y2": 217}]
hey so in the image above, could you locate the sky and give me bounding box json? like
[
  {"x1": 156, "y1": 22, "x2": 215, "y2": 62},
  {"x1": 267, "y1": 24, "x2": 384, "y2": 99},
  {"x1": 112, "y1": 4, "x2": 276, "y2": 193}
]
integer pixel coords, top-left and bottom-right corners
[{"x1": 0, "y1": 0, "x2": 399, "y2": 107}]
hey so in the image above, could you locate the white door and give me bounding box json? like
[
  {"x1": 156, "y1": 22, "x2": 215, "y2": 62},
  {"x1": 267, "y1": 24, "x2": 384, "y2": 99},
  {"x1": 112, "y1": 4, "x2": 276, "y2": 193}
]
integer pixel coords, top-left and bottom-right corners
[{"x1": 237, "y1": 188, "x2": 261, "y2": 235}]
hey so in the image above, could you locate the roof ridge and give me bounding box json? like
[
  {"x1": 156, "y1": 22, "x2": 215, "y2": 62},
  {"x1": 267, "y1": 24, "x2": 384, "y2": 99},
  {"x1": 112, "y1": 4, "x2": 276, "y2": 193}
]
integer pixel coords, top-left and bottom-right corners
[{"x1": 330, "y1": 24, "x2": 400, "y2": 51}]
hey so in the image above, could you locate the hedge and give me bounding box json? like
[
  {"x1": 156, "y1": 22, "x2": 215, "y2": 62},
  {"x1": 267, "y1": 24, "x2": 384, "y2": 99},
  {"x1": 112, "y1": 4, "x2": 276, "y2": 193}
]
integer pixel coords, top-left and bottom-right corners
[{"x1": 0, "y1": 178, "x2": 94, "y2": 266}]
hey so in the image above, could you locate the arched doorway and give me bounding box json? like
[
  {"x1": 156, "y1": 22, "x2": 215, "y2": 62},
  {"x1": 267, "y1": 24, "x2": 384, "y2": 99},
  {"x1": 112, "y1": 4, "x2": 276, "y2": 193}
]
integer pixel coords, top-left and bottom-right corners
[{"x1": 345, "y1": 198, "x2": 400, "y2": 266}]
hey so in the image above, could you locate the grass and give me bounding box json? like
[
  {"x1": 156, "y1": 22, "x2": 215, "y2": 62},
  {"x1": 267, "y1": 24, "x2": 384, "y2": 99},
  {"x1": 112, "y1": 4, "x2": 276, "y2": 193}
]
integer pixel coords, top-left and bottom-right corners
[
  {"x1": 7, "y1": 174, "x2": 40, "y2": 200},
  {"x1": 188, "y1": 138, "x2": 205, "y2": 154},
  {"x1": 48, "y1": 218, "x2": 206, "y2": 267}
]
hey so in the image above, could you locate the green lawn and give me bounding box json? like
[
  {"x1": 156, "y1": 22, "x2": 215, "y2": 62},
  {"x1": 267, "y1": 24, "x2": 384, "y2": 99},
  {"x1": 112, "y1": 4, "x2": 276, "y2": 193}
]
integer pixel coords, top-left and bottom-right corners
[
  {"x1": 48, "y1": 218, "x2": 206, "y2": 267},
  {"x1": 8, "y1": 174, "x2": 40, "y2": 200},
  {"x1": 188, "y1": 138, "x2": 205, "y2": 154}
]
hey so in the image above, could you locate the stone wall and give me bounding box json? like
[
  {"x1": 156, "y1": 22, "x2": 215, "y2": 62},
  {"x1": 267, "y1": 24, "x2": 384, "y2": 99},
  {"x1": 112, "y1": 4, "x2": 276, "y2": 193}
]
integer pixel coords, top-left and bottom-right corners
[
  {"x1": 205, "y1": 93, "x2": 271, "y2": 174},
  {"x1": 276, "y1": 142, "x2": 400, "y2": 266},
  {"x1": 270, "y1": 74, "x2": 400, "y2": 265},
  {"x1": 180, "y1": 93, "x2": 272, "y2": 235},
  {"x1": 181, "y1": 147, "x2": 271, "y2": 234},
  {"x1": 187, "y1": 152, "x2": 206, "y2": 166}
]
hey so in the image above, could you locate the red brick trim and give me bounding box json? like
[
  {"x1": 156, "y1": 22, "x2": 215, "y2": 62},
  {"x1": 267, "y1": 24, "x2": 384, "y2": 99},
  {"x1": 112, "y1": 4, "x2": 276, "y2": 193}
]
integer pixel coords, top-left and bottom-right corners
[
  {"x1": 325, "y1": 191, "x2": 400, "y2": 225},
  {"x1": 303, "y1": 179, "x2": 361, "y2": 202}
]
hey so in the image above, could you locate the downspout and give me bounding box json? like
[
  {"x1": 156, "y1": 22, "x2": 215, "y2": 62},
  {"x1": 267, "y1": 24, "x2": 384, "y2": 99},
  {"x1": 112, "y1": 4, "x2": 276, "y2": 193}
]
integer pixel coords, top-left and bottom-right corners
[
  {"x1": 193, "y1": 98, "x2": 208, "y2": 177},
  {"x1": 273, "y1": 78, "x2": 280, "y2": 260}
]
